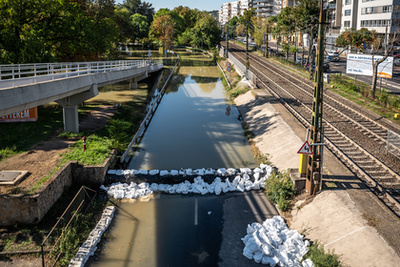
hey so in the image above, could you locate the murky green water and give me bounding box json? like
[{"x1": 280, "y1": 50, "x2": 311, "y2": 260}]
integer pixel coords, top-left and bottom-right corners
[
  {"x1": 128, "y1": 49, "x2": 256, "y2": 170},
  {"x1": 88, "y1": 49, "x2": 257, "y2": 267}
]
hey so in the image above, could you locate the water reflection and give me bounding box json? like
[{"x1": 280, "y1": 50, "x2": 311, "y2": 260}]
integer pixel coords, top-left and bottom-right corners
[{"x1": 128, "y1": 50, "x2": 256, "y2": 170}]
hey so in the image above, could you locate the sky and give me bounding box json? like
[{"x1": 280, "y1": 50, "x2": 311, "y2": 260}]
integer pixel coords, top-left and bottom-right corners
[{"x1": 115, "y1": 0, "x2": 225, "y2": 12}]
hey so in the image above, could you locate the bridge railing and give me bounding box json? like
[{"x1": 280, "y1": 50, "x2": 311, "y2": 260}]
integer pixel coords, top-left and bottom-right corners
[{"x1": 0, "y1": 60, "x2": 162, "y2": 88}]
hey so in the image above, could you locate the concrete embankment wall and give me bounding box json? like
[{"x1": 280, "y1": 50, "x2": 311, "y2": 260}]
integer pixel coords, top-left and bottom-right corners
[{"x1": 0, "y1": 150, "x2": 117, "y2": 226}]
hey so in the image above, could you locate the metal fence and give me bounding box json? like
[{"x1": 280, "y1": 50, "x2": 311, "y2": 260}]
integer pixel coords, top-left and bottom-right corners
[
  {"x1": 219, "y1": 46, "x2": 257, "y2": 86},
  {"x1": 0, "y1": 59, "x2": 163, "y2": 88},
  {"x1": 41, "y1": 186, "x2": 97, "y2": 267},
  {"x1": 387, "y1": 130, "x2": 400, "y2": 159}
]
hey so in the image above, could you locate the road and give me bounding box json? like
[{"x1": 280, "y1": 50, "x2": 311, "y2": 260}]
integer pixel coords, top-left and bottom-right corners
[{"x1": 89, "y1": 191, "x2": 279, "y2": 267}]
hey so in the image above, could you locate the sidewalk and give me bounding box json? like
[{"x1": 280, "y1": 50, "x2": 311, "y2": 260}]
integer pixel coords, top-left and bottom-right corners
[{"x1": 234, "y1": 90, "x2": 400, "y2": 266}]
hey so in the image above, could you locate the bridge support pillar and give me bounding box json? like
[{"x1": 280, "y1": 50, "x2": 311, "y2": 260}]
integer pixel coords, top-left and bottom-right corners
[
  {"x1": 56, "y1": 84, "x2": 98, "y2": 133},
  {"x1": 129, "y1": 79, "x2": 138, "y2": 89},
  {"x1": 63, "y1": 105, "x2": 79, "y2": 133},
  {"x1": 129, "y1": 71, "x2": 148, "y2": 89}
]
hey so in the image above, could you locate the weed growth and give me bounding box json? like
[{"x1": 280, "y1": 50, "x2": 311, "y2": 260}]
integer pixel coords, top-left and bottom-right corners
[
  {"x1": 265, "y1": 171, "x2": 296, "y2": 211},
  {"x1": 303, "y1": 241, "x2": 342, "y2": 267}
]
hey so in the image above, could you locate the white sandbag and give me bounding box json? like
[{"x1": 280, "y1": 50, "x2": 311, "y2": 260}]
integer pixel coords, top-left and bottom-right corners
[
  {"x1": 139, "y1": 169, "x2": 148, "y2": 175},
  {"x1": 302, "y1": 258, "x2": 314, "y2": 267},
  {"x1": 170, "y1": 170, "x2": 178, "y2": 176},
  {"x1": 253, "y1": 251, "x2": 263, "y2": 263},
  {"x1": 149, "y1": 169, "x2": 159, "y2": 175},
  {"x1": 205, "y1": 168, "x2": 214, "y2": 175},
  {"x1": 160, "y1": 170, "x2": 169, "y2": 176}
]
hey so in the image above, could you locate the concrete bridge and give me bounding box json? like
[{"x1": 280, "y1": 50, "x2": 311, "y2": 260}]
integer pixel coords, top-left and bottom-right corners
[{"x1": 0, "y1": 60, "x2": 163, "y2": 132}]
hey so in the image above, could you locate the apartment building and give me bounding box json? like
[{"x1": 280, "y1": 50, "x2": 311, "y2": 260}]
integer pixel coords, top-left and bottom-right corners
[
  {"x1": 341, "y1": 0, "x2": 400, "y2": 34},
  {"x1": 219, "y1": 0, "x2": 284, "y2": 25},
  {"x1": 251, "y1": 0, "x2": 283, "y2": 17},
  {"x1": 219, "y1": 1, "x2": 250, "y2": 25}
]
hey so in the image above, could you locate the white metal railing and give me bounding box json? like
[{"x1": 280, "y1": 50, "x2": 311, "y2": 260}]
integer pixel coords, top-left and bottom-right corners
[{"x1": 0, "y1": 60, "x2": 162, "y2": 89}]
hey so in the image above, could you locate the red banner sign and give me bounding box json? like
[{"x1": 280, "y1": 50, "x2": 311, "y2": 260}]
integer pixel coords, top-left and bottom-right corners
[{"x1": 0, "y1": 107, "x2": 38, "y2": 122}]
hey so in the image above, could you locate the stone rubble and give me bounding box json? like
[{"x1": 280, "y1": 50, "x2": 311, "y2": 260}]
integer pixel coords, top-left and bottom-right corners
[{"x1": 242, "y1": 216, "x2": 314, "y2": 267}]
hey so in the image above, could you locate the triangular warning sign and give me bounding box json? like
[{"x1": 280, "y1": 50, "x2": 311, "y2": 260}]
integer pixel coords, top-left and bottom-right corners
[{"x1": 297, "y1": 141, "x2": 313, "y2": 155}]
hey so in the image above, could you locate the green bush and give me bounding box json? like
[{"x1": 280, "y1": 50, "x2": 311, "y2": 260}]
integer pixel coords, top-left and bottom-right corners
[
  {"x1": 265, "y1": 171, "x2": 295, "y2": 211},
  {"x1": 304, "y1": 241, "x2": 342, "y2": 267}
]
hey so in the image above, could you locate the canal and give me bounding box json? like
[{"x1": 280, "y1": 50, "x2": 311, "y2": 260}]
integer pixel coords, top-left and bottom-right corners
[
  {"x1": 128, "y1": 49, "x2": 256, "y2": 170},
  {"x1": 88, "y1": 49, "x2": 262, "y2": 267}
]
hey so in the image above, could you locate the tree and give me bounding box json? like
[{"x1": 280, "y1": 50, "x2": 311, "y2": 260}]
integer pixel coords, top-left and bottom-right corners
[
  {"x1": 149, "y1": 15, "x2": 175, "y2": 53},
  {"x1": 190, "y1": 13, "x2": 221, "y2": 49},
  {"x1": 122, "y1": 0, "x2": 154, "y2": 24},
  {"x1": 153, "y1": 8, "x2": 185, "y2": 37},
  {"x1": 114, "y1": 7, "x2": 133, "y2": 42},
  {"x1": 369, "y1": 29, "x2": 400, "y2": 96},
  {"x1": 130, "y1": 13, "x2": 149, "y2": 43},
  {"x1": 228, "y1": 16, "x2": 239, "y2": 39},
  {"x1": 336, "y1": 27, "x2": 400, "y2": 97},
  {"x1": 0, "y1": 0, "x2": 119, "y2": 63}
]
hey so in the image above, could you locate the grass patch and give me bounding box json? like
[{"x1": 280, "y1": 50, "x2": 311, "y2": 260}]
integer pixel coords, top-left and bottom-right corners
[
  {"x1": 265, "y1": 170, "x2": 296, "y2": 211},
  {"x1": 0, "y1": 105, "x2": 64, "y2": 162},
  {"x1": 330, "y1": 74, "x2": 400, "y2": 122}
]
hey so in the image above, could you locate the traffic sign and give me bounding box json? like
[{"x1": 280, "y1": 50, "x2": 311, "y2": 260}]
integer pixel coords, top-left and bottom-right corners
[
  {"x1": 227, "y1": 67, "x2": 231, "y2": 72},
  {"x1": 226, "y1": 62, "x2": 231, "y2": 67},
  {"x1": 297, "y1": 141, "x2": 313, "y2": 155}
]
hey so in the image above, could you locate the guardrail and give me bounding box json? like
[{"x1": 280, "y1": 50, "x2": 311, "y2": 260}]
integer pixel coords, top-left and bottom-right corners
[{"x1": 0, "y1": 60, "x2": 162, "y2": 89}]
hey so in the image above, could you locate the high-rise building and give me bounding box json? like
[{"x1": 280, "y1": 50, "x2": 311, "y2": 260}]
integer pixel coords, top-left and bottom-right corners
[
  {"x1": 219, "y1": 1, "x2": 250, "y2": 25},
  {"x1": 341, "y1": 0, "x2": 400, "y2": 34},
  {"x1": 250, "y1": 0, "x2": 282, "y2": 17}
]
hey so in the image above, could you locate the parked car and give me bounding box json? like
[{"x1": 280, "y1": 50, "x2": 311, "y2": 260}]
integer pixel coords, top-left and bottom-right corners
[
  {"x1": 327, "y1": 55, "x2": 340, "y2": 62},
  {"x1": 327, "y1": 51, "x2": 339, "y2": 57},
  {"x1": 307, "y1": 62, "x2": 330, "y2": 72},
  {"x1": 327, "y1": 51, "x2": 340, "y2": 62}
]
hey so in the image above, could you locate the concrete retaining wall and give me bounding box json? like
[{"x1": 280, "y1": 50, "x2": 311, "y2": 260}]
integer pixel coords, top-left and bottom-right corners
[{"x1": 0, "y1": 150, "x2": 117, "y2": 226}]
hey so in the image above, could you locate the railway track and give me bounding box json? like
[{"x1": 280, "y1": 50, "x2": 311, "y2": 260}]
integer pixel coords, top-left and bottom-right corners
[{"x1": 224, "y1": 43, "x2": 400, "y2": 216}]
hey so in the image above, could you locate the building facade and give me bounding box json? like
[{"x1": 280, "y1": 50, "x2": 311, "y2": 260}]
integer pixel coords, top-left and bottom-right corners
[
  {"x1": 219, "y1": 1, "x2": 250, "y2": 25},
  {"x1": 341, "y1": 0, "x2": 400, "y2": 34}
]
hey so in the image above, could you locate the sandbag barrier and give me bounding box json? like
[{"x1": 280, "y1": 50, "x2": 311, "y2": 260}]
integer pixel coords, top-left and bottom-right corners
[
  {"x1": 68, "y1": 206, "x2": 115, "y2": 267},
  {"x1": 102, "y1": 164, "x2": 274, "y2": 199},
  {"x1": 242, "y1": 216, "x2": 314, "y2": 267}
]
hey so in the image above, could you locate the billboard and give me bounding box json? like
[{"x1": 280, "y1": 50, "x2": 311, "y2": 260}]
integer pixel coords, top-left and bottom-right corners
[
  {"x1": 346, "y1": 54, "x2": 393, "y2": 78},
  {"x1": 0, "y1": 107, "x2": 38, "y2": 122}
]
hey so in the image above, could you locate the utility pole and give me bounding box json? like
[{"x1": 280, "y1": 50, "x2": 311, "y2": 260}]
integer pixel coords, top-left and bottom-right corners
[
  {"x1": 305, "y1": 0, "x2": 325, "y2": 195},
  {"x1": 226, "y1": 24, "x2": 229, "y2": 58},
  {"x1": 263, "y1": 33, "x2": 266, "y2": 57},
  {"x1": 246, "y1": 24, "x2": 249, "y2": 79},
  {"x1": 266, "y1": 25, "x2": 269, "y2": 58}
]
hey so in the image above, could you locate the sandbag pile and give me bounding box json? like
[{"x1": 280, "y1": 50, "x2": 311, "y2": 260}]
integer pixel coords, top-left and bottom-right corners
[
  {"x1": 242, "y1": 216, "x2": 313, "y2": 267},
  {"x1": 69, "y1": 206, "x2": 115, "y2": 267},
  {"x1": 102, "y1": 165, "x2": 273, "y2": 199}
]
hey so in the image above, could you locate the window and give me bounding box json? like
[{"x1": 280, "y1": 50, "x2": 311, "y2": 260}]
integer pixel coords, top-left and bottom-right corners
[
  {"x1": 344, "y1": 10, "x2": 351, "y2": 16},
  {"x1": 345, "y1": 0, "x2": 351, "y2": 5},
  {"x1": 344, "y1": 21, "x2": 350, "y2": 27},
  {"x1": 382, "y1": 6, "x2": 392, "y2": 13}
]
